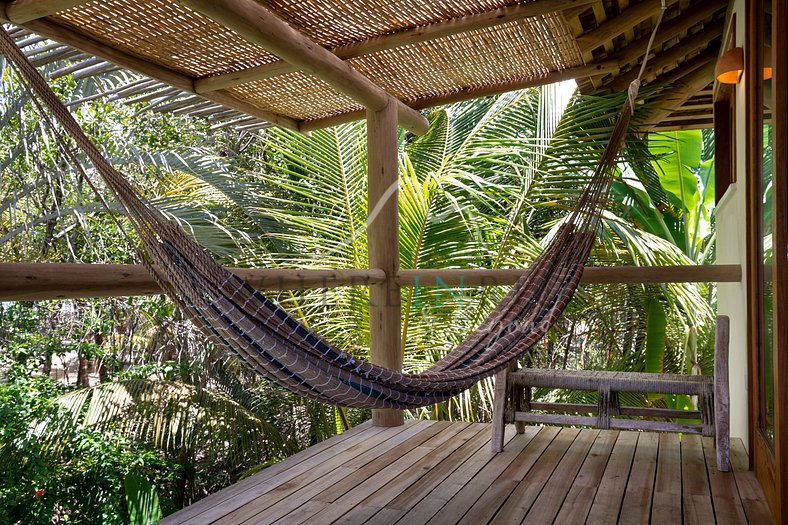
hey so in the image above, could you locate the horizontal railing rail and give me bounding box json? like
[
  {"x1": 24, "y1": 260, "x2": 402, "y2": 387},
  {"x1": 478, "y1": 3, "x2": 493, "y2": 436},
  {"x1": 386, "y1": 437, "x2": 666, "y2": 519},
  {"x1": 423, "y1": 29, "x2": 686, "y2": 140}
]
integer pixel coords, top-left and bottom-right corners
[{"x1": 0, "y1": 262, "x2": 742, "y2": 301}]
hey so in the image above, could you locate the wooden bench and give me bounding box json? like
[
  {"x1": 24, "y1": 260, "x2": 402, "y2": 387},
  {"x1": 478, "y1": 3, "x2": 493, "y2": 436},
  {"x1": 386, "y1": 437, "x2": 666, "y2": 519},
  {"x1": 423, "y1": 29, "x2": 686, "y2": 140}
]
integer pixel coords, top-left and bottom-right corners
[{"x1": 491, "y1": 315, "x2": 731, "y2": 471}]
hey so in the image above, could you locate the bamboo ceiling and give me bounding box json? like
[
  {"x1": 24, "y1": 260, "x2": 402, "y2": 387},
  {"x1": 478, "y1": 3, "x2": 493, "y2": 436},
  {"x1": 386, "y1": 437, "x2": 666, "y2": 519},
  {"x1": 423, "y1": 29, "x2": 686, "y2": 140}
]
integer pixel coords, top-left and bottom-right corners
[{"x1": 0, "y1": 0, "x2": 728, "y2": 132}]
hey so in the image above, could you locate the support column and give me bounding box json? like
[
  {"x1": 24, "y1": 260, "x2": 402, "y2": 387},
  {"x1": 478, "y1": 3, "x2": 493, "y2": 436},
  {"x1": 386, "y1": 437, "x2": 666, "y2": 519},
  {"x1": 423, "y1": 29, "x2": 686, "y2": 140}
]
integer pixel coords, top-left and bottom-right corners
[{"x1": 367, "y1": 100, "x2": 403, "y2": 427}]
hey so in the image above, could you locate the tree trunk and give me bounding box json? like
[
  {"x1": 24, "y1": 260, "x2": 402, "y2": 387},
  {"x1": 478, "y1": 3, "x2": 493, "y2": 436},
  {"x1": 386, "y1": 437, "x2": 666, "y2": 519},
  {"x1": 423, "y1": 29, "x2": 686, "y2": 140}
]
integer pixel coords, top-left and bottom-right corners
[
  {"x1": 42, "y1": 352, "x2": 52, "y2": 377},
  {"x1": 77, "y1": 353, "x2": 90, "y2": 387}
]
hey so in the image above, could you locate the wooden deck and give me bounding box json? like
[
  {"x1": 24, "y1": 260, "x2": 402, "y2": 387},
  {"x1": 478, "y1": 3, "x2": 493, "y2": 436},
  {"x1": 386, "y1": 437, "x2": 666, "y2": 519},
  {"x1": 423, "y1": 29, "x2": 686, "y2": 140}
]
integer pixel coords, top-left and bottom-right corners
[{"x1": 160, "y1": 420, "x2": 773, "y2": 525}]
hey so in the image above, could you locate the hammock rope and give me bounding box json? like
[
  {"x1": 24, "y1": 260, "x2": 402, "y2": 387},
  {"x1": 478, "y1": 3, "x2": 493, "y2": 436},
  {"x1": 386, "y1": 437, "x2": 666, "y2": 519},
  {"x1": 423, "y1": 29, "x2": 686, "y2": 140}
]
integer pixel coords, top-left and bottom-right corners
[{"x1": 0, "y1": 7, "x2": 664, "y2": 408}]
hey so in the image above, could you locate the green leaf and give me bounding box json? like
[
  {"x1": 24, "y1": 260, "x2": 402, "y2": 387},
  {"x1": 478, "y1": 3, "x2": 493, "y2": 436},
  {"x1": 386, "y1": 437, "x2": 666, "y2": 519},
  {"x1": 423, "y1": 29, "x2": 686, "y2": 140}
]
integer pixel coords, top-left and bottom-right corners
[
  {"x1": 699, "y1": 158, "x2": 715, "y2": 221},
  {"x1": 124, "y1": 471, "x2": 162, "y2": 525},
  {"x1": 649, "y1": 130, "x2": 702, "y2": 213},
  {"x1": 644, "y1": 297, "x2": 667, "y2": 375}
]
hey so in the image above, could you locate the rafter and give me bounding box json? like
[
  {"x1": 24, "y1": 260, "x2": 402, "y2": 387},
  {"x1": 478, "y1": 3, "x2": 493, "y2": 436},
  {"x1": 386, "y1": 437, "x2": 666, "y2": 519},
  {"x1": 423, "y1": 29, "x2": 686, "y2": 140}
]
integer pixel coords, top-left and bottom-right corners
[
  {"x1": 576, "y1": 0, "x2": 679, "y2": 52},
  {"x1": 603, "y1": 0, "x2": 726, "y2": 72},
  {"x1": 605, "y1": 23, "x2": 722, "y2": 92},
  {"x1": 650, "y1": 46, "x2": 718, "y2": 91},
  {"x1": 194, "y1": 0, "x2": 598, "y2": 94},
  {"x1": 644, "y1": 58, "x2": 716, "y2": 128},
  {"x1": 182, "y1": 0, "x2": 429, "y2": 135},
  {"x1": 4, "y1": 0, "x2": 91, "y2": 24},
  {"x1": 299, "y1": 61, "x2": 619, "y2": 132}
]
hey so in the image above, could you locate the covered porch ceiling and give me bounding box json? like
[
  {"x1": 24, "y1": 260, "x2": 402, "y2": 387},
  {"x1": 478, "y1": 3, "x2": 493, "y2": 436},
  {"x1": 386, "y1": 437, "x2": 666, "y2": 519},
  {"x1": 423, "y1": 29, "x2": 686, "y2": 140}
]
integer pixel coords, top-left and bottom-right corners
[{"x1": 0, "y1": 0, "x2": 726, "y2": 133}]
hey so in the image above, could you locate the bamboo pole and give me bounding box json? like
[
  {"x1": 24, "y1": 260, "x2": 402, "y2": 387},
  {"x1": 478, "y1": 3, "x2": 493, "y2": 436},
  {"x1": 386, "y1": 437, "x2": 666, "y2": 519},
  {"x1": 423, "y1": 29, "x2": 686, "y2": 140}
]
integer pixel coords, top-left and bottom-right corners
[
  {"x1": 366, "y1": 101, "x2": 403, "y2": 427},
  {"x1": 181, "y1": 0, "x2": 429, "y2": 135},
  {"x1": 0, "y1": 264, "x2": 743, "y2": 301}
]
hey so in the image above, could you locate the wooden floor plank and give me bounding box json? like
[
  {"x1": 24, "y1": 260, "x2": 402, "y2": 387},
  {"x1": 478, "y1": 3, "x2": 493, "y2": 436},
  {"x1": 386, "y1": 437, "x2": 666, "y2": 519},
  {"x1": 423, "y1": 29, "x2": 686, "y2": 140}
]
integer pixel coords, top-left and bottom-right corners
[
  {"x1": 730, "y1": 439, "x2": 775, "y2": 524},
  {"x1": 209, "y1": 422, "x2": 426, "y2": 525},
  {"x1": 270, "y1": 500, "x2": 326, "y2": 525},
  {"x1": 312, "y1": 421, "x2": 453, "y2": 504},
  {"x1": 362, "y1": 424, "x2": 501, "y2": 525},
  {"x1": 334, "y1": 424, "x2": 486, "y2": 524},
  {"x1": 681, "y1": 434, "x2": 716, "y2": 525},
  {"x1": 299, "y1": 422, "x2": 466, "y2": 525},
  {"x1": 585, "y1": 430, "x2": 638, "y2": 525},
  {"x1": 489, "y1": 427, "x2": 581, "y2": 524},
  {"x1": 426, "y1": 426, "x2": 542, "y2": 524},
  {"x1": 160, "y1": 423, "x2": 768, "y2": 525},
  {"x1": 651, "y1": 433, "x2": 683, "y2": 524},
  {"x1": 458, "y1": 426, "x2": 562, "y2": 525},
  {"x1": 521, "y1": 428, "x2": 599, "y2": 524},
  {"x1": 157, "y1": 421, "x2": 378, "y2": 525},
  {"x1": 552, "y1": 430, "x2": 618, "y2": 525},
  {"x1": 235, "y1": 421, "x2": 441, "y2": 525},
  {"x1": 393, "y1": 425, "x2": 519, "y2": 525},
  {"x1": 618, "y1": 431, "x2": 659, "y2": 525},
  {"x1": 701, "y1": 436, "x2": 747, "y2": 525}
]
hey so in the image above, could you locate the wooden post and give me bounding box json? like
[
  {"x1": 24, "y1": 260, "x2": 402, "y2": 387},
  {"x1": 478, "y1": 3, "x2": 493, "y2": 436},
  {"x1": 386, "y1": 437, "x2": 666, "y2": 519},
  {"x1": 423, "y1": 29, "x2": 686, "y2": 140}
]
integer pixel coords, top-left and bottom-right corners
[
  {"x1": 491, "y1": 368, "x2": 509, "y2": 453},
  {"x1": 715, "y1": 315, "x2": 730, "y2": 471},
  {"x1": 367, "y1": 100, "x2": 403, "y2": 427}
]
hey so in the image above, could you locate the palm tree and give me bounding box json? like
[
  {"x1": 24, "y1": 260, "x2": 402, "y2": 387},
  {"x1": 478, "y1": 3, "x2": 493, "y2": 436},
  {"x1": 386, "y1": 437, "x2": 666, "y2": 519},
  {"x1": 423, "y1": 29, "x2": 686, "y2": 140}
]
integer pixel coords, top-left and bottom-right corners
[{"x1": 165, "y1": 86, "x2": 713, "y2": 420}]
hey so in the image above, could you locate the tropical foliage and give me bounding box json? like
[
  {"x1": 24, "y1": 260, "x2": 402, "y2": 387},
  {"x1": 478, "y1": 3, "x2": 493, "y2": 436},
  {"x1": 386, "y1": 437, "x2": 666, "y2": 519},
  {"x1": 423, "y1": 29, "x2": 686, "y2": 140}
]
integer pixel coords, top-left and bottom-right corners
[{"x1": 1, "y1": 39, "x2": 717, "y2": 521}]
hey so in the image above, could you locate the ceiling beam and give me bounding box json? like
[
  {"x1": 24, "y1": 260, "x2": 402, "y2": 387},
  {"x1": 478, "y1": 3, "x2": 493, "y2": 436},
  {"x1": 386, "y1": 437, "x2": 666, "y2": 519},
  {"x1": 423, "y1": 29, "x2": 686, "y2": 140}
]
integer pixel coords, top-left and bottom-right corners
[
  {"x1": 603, "y1": 0, "x2": 726, "y2": 72},
  {"x1": 649, "y1": 46, "x2": 718, "y2": 90},
  {"x1": 0, "y1": 12, "x2": 301, "y2": 131},
  {"x1": 605, "y1": 23, "x2": 722, "y2": 92},
  {"x1": 194, "y1": 0, "x2": 598, "y2": 94},
  {"x1": 576, "y1": 0, "x2": 679, "y2": 52},
  {"x1": 181, "y1": 0, "x2": 429, "y2": 135},
  {"x1": 299, "y1": 61, "x2": 619, "y2": 132},
  {"x1": 644, "y1": 59, "x2": 716, "y2": 128},
  {"x1": 4, "y1": 0, "x2": 90, "y2": 24}
]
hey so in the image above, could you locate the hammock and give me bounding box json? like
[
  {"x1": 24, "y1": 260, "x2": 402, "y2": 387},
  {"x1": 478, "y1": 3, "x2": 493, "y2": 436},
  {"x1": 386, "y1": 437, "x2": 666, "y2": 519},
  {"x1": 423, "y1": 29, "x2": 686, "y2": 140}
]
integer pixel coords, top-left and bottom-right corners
[{"x1": 0, "y1": 19, "x2": 658, "y2": 409}]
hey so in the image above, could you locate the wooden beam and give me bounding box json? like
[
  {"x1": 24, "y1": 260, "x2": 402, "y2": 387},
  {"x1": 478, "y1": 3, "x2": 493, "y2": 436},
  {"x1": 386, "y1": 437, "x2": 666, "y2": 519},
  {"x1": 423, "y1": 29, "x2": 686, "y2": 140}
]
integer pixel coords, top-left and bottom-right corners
[
  {"x1": 576, "y1": 0, "x2": 679, "y2": 52},
  {"x1": 299, "y1": 62, "x2": 619, "y2": 132},
  {"x1": 0, "y1": 263, "x2": 742, "y2": 301},
  {"x1": 650, "y1": 47, "x2": 718, "y2": 88},
  {"x1": 605, "y1": 24, "x2": 722, "y2": 92},
  {"x1": 644, "y1": 54, "x2": 716, "y2": 127},
  {"x1": 366, "y1": 101, "x2": 403, "y2": 427},
  {"x1": 399, "y1": 264, "x2": 742, "y2": 287},
  {"x1": 194, "y1": 0, "x2": 599, "y2": 93},
  {"x1": 181, "y1": 0, "x2": 429, "y2": 135},
  {"x1": 0, "y1": 264, "x2": 387, "y2": 301},
  {"x1": 0, "y1": 14, "x2": 301, "y2": 130},
  {"x1": 601, "y1": 0, "x2": 727, "y2": 74},
  {"x1": 4, "y1": 0, "x2": 90, "y2": 24}
]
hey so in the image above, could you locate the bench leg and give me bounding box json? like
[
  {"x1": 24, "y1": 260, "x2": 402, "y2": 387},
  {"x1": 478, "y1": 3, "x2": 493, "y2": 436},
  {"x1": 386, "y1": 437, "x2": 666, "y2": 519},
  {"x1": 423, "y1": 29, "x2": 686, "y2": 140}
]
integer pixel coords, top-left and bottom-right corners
[
  {"x1": 510, "y1": 364, "x2": 525, "y2": 434},
  {"x1": 491, "y1": 367, "x2": 509, "y2": 453}
]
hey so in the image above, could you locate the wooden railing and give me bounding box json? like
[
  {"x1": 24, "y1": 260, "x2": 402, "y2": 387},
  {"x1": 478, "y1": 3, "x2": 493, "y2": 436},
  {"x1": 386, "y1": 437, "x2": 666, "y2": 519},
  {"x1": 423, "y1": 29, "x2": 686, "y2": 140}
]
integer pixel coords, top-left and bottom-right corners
[{"x1": 0, "y1": 263, "x2": 742, "y2": 301}]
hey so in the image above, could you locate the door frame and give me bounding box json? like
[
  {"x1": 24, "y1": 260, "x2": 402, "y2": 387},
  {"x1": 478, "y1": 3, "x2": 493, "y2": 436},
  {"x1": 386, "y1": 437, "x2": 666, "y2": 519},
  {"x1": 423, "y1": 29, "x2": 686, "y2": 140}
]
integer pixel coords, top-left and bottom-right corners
[{"x1": 745, "y1": 0, "x2": 788, "y2": 520}]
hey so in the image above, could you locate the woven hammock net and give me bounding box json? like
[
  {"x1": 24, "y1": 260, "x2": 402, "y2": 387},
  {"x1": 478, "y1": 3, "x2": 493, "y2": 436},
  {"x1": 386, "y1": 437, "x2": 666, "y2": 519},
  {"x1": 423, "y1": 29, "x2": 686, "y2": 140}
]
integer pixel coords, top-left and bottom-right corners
[{"x1": 0, "y1": 25, "x2": 641, "y2": 409}]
